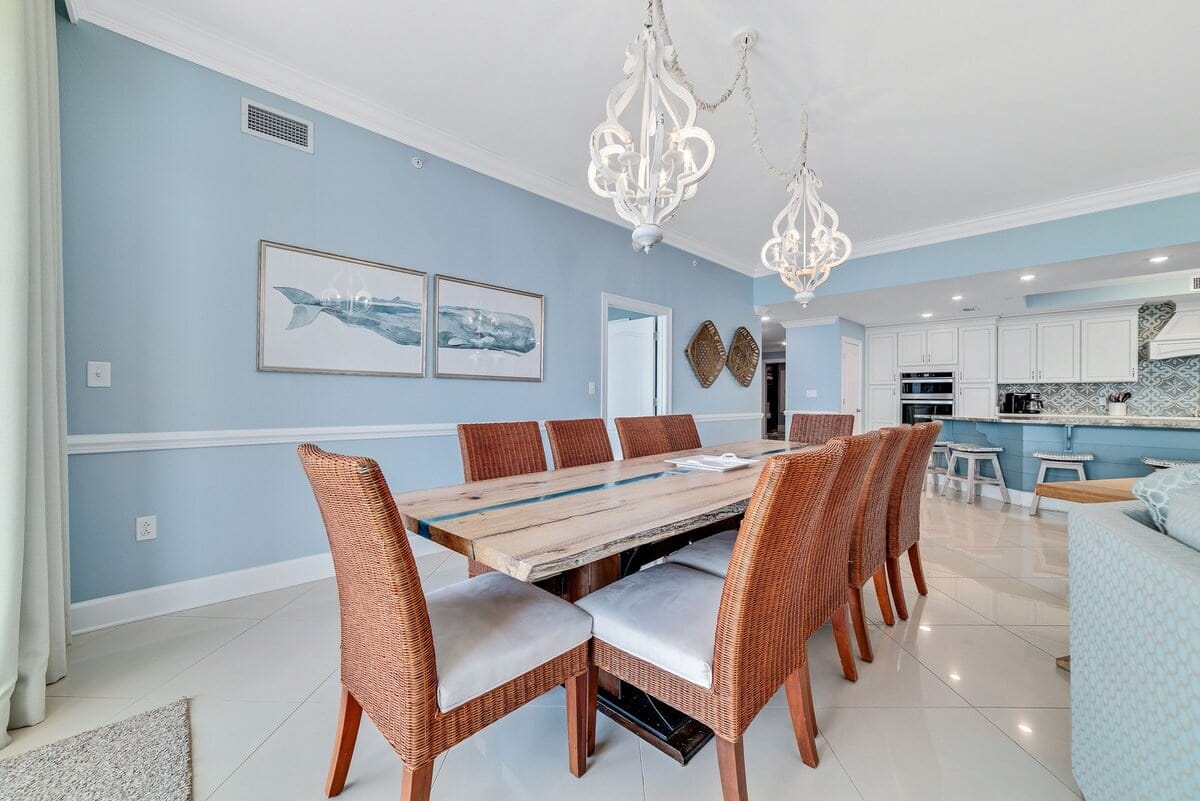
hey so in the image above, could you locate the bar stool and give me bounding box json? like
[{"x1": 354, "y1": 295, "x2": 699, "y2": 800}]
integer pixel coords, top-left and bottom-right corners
[
  {"x1": 926, "y1": 440, "x2": 951, "y2": 490},
  {"x1": 1029, "y1": 450, "x2": 1094, "y2": 516},
  {"x1": 941, "y1": 443, "x2": 1010, "y2": 505},
  {"x1": 1141, "y1": 456, "x2": 1200, "y2": 470}
]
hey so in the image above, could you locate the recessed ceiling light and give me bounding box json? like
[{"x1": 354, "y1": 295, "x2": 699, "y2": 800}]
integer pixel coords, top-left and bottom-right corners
[
  {"x1": 1020, "y1": 274, "x2": 1035, "y2": 281},
  {"x1": 951, "y1": 295, "x2": 963, "y2": 301},
  {"x1": 919, "y1": 625, "x2": 931, "y2": 632},
  {"x1": 920, "y1": 312, "x2": 934, "y2": 318},
  {"x1": 761, "y1": 315, "x2": 771, "y2": 322},
  {"x1": 948, "y1": 673, "x2": 961, "y2": 681},
  {"x1": 1018, "y1": 724, "x2": 1033, "y2": 734},
  {"x1": 1148, "y1": 255, "x2": 1169, "y2": 263}
]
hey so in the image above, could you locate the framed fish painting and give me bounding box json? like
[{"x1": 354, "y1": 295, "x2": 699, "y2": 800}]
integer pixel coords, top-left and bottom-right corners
[
  {"x1": 434, "y1": 275, "x2": 544, "y2": 381},
  {"x1": 257, "y1": 241, "x2": 427, "y2": 377}
]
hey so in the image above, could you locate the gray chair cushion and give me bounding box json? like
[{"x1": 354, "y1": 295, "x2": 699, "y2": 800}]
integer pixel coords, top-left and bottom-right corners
[
  {"x1": 1166, "y1": 489, "x2": 1200, "y2": 551},
  {"x1": 426, "y1": 571, "x2": 592, "y2": 712},
  {"x1": 1033, "y1": 450, "x2": 1094, "y2": 462},
  {"x1": 663, "y1": 530, "x2": 736, "y2": 579},
  {"x1": 576, "y1": 564, "x2": 725, "y2": 689}
]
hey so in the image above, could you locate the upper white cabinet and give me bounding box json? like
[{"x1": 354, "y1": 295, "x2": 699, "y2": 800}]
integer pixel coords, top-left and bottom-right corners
[
  {"x1": 958, "y1": 325, "x2": 995, "y2": 383},
  {"x1": 1081, "y1": 311, "x2": 1138, "y2": 382},
  {"x1": 1037, "y1": 320, "x2": 1080, "y2": 382},
  {"x1": 997, "y1": 307, "x2": 1137, "y2": 384},
  {"x1": 897, "y1": 327, "x2": 958, "y2": 367},
  {"x1": 867, "y1": 332, "x2": 898, "y2": 384},
  {"x1": 997, "y1": 323, "x2": 1037, "y2": 382}
]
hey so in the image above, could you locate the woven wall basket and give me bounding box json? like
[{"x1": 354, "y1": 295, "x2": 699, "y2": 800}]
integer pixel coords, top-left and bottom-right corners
[
  {"x1": 726, "y1": 326, "x2": 760, "y2": 387},
  {"x1": 685, "y1": 320, "x2": 727, "y2": 388}
]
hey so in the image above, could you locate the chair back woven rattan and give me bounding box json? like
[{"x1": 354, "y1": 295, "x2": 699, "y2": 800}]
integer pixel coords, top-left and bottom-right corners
[
  {"x1": 457, "y1": 421, "x2": 547, "y2": 482},
  {"x1": 662, "y1": 413, "x2": 702, "y2": 450},
  {"x1": 849, "y1": 426, "x2": 910, "y2": 587},
  {"x1": 886, "y1": 421, "x2": 942, "y2": 558},
  {"x1": 614, "y1": 413, "x2": 701, "y2": 459},
  {"x1": 297, "y1": 444, "x2": 590, "y2": 791},
  {"x1": 788, "y1": 412, "x2": 855, "y2": 445},
  {"x1": 545, "y1": 418, "x2": 614, "y2": 469}
]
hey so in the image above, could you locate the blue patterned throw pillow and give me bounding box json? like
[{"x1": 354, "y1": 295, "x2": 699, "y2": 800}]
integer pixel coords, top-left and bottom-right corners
[
  {"x1": 1132, "y1": 465, "x2": 1200, "y2": 532},
  {"x1": 1166, "y1": 489, "x2": 1200, "y2": 551}
]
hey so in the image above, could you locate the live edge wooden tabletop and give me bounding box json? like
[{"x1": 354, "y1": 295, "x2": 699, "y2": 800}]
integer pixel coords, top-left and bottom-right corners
[
  {"x1": 1034, "y1": 476, "x2": 1137, "y2": 504},
  {"x1": 393, "y1": 439, "x2": 807, "y2": 582}
]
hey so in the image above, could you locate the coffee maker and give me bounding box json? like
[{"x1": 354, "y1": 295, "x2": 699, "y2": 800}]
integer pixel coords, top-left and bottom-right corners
[{"x1": 1002, "y1": 392, "x2": 1044, "y2": 414}]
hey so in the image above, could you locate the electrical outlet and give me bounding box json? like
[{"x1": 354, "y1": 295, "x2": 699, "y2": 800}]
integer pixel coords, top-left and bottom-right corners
[
  {"x1": 805, "y1": 389, "x2": 818, "y2": 398},
  {"x1": 135, "y1": 515, "x2": 157, "y2": 541}
]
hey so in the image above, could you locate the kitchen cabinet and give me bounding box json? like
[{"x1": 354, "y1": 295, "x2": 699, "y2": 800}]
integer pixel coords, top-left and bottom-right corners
[
  {"x1": 867, "y1": 384, "x2": 899, "y2": 429},
  {"x1": 957, "y1": 383, "x2": 997, "y2": 418},
  {"x1": 1037, "y1": 320, "x2": 1080, "y2": 382},
  {"x1": 897, "y1": 327, "x2": 958, "y2": 367},
  {"x1": 1081, "y1": 312, "x2": 1138, "y2": 382},
  {"x1": 998, "y1": 323, "x2": 1037, "y2": 382},
  {"x1": 867, "y1": 332, "x2": 898, "y2": 384},
  {"x1": 958, "y1": 325, "x2": 996, "y2": 383}
]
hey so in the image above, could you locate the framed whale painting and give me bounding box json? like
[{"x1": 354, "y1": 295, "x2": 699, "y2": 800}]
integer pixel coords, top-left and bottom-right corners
[
  {"x1": 258, "y1": 241, "x2": 427, "y2": 377},
  {"x1": 434, "y1": 275, "x2": 544, "y2": 381}
]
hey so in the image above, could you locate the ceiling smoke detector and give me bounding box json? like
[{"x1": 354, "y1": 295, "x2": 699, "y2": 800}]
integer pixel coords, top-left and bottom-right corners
[{"x1": 960, "y1": 305, "x2": 981, "y2": 312}]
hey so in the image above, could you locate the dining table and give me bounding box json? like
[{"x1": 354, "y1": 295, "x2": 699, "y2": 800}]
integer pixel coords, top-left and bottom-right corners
[{"x1": 393, "y1": 438, "x2": 810, "y2": 764}]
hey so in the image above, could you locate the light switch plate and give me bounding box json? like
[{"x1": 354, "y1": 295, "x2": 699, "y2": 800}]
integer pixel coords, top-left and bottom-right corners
[
  {"x1": 87, "y1": 361, "x2": 111, "y2": 388},
  {"x1": 805, "y1": 389, "x2": 818, "y2": 398}
]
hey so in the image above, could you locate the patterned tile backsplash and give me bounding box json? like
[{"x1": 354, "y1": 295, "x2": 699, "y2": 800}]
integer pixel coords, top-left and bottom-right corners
[{"x1": 998, "y1": 302, "x2": 1200, "y2": 418}]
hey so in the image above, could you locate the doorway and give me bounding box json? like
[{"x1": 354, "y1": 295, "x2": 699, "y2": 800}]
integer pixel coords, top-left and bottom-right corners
[
  {"x1": 841, "y1": 337, "x2": 863, "y2": 433},
  {"x1": 762, "y1": 361, "x2": 786, "y2": 438},
  {"x1": 601, "y1": 294, "x2": 672, "y2": 420}
]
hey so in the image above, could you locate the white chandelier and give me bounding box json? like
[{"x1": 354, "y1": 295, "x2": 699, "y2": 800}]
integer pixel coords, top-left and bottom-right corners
[
  {"x1": 587, "y1": 2, "x2": 729, "y2": 253},
  {"x1": 760, "y1": 167, "x2": 851, "y2": 308}
]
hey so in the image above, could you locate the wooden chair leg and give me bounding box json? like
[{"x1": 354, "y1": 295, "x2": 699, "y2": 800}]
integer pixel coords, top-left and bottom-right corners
[
  {"x1": 887, "y1": 556, "x2": 909, "y2": 620},
  {"x1": 784, "y1": 666, "x2": 820, "y2": 768},
  {"x1": 400, "y1": 762, "x2": 435, "y2": 801},
  {"x1": 326, "y1": 687, "x2": 362, "y2": 798},
  {"x1": 716, "y1": 737, "x2": 750, "y2": 801},
  {"x1": 872, "y1": 566, "x2": 895, "y2": 626},
  {"x1": 830, "y1": 604, "x2": 859, "y2": 682},
  {"x1": 565, "y1": 670, "x2": 589, "y2": 778},
  {"x1": 847, "y1": 587, "x2": 874, "y2": 662},
  {"x1": 907, "y1": 543, "x2": 928, "y2": 597},
  {"x1": 585, "y1": 665, "x2": 598, "y2": 757}
]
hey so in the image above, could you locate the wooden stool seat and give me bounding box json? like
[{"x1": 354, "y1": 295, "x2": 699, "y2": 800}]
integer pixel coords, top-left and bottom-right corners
[
  {"x1": 1029, "y1": 451, "x2": 1094, "y2": 516},
  {"x1": 940, "y1": 443, "x2": 1010, "y2": 505}
]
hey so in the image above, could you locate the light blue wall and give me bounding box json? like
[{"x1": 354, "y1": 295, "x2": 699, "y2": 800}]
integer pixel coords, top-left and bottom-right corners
[
  {"x1": 754, "y1": 192, "x2": 1200, "y2": 305},
  {"x1": 783, "y1": 317, "x2": 866, "y2": 418},
  {"x1": 58, "y1": 21, "x2": 760, "y2": 602}
]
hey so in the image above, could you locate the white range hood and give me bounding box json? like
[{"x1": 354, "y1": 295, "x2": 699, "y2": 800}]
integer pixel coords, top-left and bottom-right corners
[{"x1": 1149, "y1": 298, "x2": 1200, "y2": 360}]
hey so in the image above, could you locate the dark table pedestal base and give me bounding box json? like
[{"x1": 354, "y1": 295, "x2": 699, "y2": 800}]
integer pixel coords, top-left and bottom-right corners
[{"x1": 597, "y1": 683, "x2": 713, "y2": 764}]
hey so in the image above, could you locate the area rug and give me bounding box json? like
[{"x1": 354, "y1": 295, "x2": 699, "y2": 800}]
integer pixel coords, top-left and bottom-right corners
[{"x1": 0, "y1": 698, "x2": 192, "y2": 801}]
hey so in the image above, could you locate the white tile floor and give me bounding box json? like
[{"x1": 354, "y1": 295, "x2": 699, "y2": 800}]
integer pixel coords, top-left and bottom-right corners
[{"x1": 2, "y1": 490, "x2": 1080, "y2": 800}]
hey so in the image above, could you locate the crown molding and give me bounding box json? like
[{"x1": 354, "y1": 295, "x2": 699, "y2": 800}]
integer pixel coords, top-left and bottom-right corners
[{"x1": 72, "y1": 1, "x2": 1200, "y2": 279}]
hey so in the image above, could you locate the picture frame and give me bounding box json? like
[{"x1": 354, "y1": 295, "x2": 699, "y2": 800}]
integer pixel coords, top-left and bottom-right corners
[
  {"x1": 257, "y1": 241, "x2": 427, "y2": 377},
  {"x1": 434, "y1": 275, "x2": 544, "y2": 381}
]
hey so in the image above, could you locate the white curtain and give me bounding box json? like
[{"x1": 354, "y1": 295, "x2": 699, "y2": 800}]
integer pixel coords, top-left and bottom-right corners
[{"x1": 0, "y1": 0, "x2": 71, "y2": 750}]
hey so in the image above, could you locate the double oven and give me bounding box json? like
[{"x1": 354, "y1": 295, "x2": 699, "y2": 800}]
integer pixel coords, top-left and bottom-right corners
[{"x1": 900, "y1": 371, "x2": 954, "y2": 424}]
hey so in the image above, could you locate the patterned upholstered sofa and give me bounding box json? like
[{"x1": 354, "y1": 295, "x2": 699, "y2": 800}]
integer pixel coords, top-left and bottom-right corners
[{"x1": 1069, "y1": 501, "x2": 1200, "y2": 800}]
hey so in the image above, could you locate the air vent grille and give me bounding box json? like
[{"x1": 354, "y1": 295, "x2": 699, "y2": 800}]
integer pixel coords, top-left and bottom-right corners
[
  {"x1": 241, "y1": 99, "x2": 312, "y2": 153},
  {"x1": 1192, "y1": 275, "x2": 1200, "y2": 292}
]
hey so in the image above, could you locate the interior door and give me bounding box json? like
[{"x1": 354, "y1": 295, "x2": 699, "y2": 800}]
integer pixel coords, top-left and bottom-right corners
[
  {"x1": 606, "y1": 316, "x2": 657, "y2": 418},
  {"x1": 841, "y1": 338, "x2": 863, "y2": 432}
]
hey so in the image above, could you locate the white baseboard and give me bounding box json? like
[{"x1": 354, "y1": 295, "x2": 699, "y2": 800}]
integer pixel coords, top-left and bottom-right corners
[{"x1": 70, "y1": 533, "x2": 447, "y2": 635}]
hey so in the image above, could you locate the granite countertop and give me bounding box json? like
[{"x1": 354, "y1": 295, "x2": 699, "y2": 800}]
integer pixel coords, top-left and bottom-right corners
[{"x1": 931, "y1": 413, "x2": 1200, "y2": 430}]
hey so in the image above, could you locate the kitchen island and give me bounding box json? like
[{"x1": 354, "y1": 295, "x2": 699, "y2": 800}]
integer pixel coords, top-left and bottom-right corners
[{"x1": 930, "y1": 414, "x2": 1200, "y2": 495}]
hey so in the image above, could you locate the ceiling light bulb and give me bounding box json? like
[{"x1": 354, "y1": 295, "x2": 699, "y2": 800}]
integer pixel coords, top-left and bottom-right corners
[
  {"x1": 949, "y1": 673, "x2": 961, "y2": 681},
  {"x1": 951, "y1": 295, "x2": 963, "y2": 301},
  {"x1": 921, "y1": 312, "x2": 934, "y2": 318},
  {"x1": 1020, "y1": 274, "x2": 1036, "y2": 281},
  {"x1": 1148, "y1": 255, "x2": 1169, "y2": 263},
  {"x1": 1018, "y1": 724, "x2": 1033, "y2": 734},
  {"x1": 761, "y1": 315, "x2": 771, "y2": 322}
]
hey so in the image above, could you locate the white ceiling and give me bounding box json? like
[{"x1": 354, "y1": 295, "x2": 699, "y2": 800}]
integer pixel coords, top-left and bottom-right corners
[
  {"x1": 71, "y1": 0, "x2": 1200, "y2": 276},
  {"x1": 758, "y1": 242, "x2": 1200, "y2": 345}
]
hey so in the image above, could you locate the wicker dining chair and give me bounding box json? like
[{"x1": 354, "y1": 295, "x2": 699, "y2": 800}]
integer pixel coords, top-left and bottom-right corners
[
  {"x1": 545, "y1": 418, "x2": 614, "y2": 469},
  {"x1": 788, "y1": 412, "x2": 855, "y2": 445},
  {"x1": 662, "y1": 413, "x2": 702, "y2": 451},
  {"x1": 664, "y1": 432, "x2": 881, "y2": 682},
  {"x1": 884, "y1": 421, "x2": 943, "y2": 620},
  {"x1": 297, "y1": 444, "x2": 593, "y2": 801},
  {"x1": 845, "y1": 426, "x2": 910, "y2": 658},
  {"x1": 579, "y1": 443, "x2": 846, "y2": 799},
  {"x1": 613, "y1": 415, "x2": 671, "y2": 459},
  {"x1": 457, "y1": 421, "x2": 548, "y2": 576}
]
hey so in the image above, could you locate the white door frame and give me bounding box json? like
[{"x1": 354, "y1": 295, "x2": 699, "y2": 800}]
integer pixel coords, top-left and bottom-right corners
[
  {"x1": 840, "y1": 336, "x2": 863, "y2": 433},
  {"x1": 600, "y1": 293, "x2": 672, "y2": 420}
]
